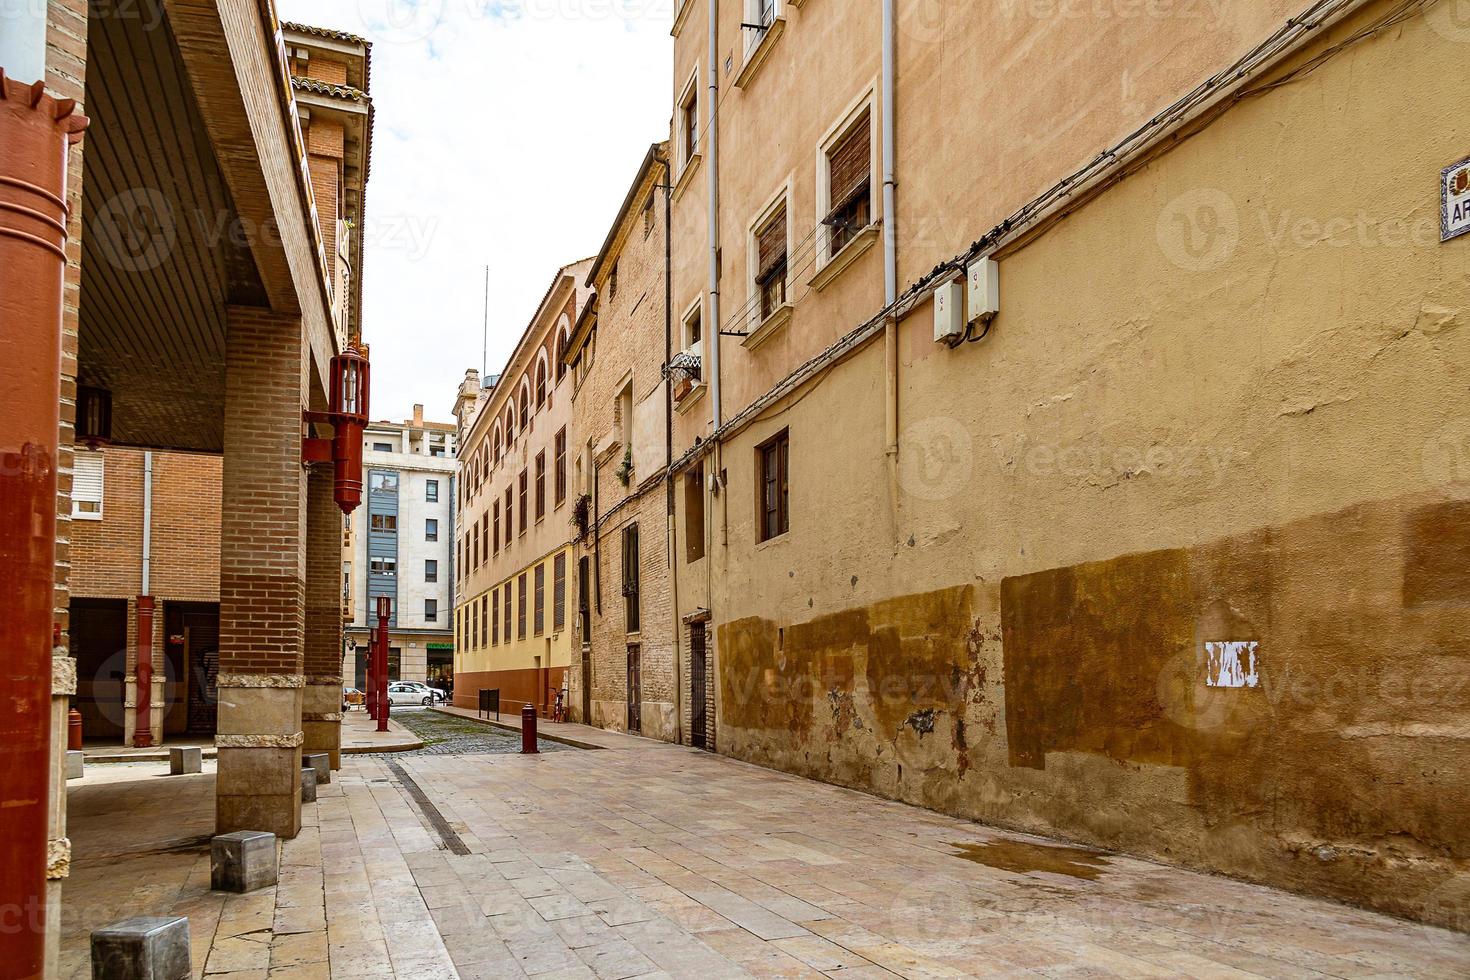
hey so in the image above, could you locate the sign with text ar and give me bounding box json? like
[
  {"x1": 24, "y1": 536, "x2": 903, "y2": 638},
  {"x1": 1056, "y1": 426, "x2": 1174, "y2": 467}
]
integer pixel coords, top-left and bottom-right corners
[{"x1": 1444, "y1": 156, "x2": 1470, "y2": 242}]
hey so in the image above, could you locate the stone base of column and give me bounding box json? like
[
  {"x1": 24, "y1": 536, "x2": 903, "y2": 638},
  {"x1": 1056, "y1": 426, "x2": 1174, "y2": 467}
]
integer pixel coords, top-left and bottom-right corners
[
  {"x1": 215, "y1": 675, "x2": 304, "y2": 839},
  {"x1": 303, "y1": 676, "x2": 343, "y2": 770}
]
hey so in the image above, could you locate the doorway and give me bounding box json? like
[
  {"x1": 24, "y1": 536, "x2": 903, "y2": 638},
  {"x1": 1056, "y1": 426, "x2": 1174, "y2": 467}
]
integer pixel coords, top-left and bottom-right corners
[
  {"x1": 689, "y1": 624, "x2": 707, "y2": 750},
  {"x1": 626, "y1": 644, "x2": 641, "y2": 733},
  {"x1": 69, "y1": 598, "x2": 127, "y2": 740},
  {"x1": 164, "y1": 601, "x2": 219, "y2": 737}
]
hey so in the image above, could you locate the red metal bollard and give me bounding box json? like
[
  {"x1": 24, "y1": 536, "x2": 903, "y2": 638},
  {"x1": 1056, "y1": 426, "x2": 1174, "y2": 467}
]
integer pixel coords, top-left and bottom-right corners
[
  {"x1": 375, "y1": 596, "x2": 390, "y2": 733},
  {"x1": 68, "y1": 708, "x2": 83, "y2": 751},
  {"x1": 521, "y1": 704, "x2": 538, "y2": 755}
]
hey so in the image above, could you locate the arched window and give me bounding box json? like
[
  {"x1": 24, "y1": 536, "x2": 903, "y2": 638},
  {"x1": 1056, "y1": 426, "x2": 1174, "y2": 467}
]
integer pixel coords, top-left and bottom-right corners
[
  {"x1": 506, "y1": 403, "x2": 516, "y2": 442},
  {"x1": 518, "y1": 379, "x2": 530, "y2": 428},
  {"x1": 555, "y1": 315, "x2": 570, "y2": 381},
  {"x1": 493, "y1": 421, "x2": 503, "y2": 463},
  {"x1": 535, "y1": 357, "x2": 548, "y2": 408}
]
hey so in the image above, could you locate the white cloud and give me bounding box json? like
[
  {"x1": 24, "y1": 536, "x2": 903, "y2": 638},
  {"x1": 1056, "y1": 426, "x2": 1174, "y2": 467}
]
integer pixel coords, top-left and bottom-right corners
[{"x1": 278, "y1": 0, "x2": 673, "y2": 424}]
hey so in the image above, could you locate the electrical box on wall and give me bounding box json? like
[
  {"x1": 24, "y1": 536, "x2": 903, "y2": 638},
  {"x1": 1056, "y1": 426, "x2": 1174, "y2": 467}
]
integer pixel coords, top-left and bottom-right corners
[
  {"x1": 934, "y1": 279, "x2": 966, "y2": 344},
  {"x1": 967, "y1": 257, "x2": 999, "y2": 324}
]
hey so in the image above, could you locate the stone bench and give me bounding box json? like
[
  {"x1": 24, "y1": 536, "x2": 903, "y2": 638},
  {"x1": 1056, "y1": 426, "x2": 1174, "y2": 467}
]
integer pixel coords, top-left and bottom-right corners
[
  {"x1": 90, "y1": 916, "x2": 190, "y2": 979},
  {"x1": 210, "y1": 831, "x2": 276, "y2": 893},
  {"x1": 168, "y1": 746, "x2": 201, "y2": 775},
  {"x1": 301, "y1": 764, "x2": 317, "y2": 803},
  {"x1": 303, "y1": 751, "x2": 330, "y2": 785}
]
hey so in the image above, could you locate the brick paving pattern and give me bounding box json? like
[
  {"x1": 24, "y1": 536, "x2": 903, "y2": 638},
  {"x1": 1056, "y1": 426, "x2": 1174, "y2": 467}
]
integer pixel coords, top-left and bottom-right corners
[
  {"x1": 369, "y1": 708, "x2": 569, "y2": 757},
  {"x1": 60, "y1": 730, "x2": 1470, "y2": 978}
]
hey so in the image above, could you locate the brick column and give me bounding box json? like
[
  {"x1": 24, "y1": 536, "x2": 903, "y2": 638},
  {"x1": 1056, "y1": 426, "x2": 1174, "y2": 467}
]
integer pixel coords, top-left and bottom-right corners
[
  {"x1": 216, "y1": 307, "x2": 308, "y2": 838},
  {"x1": 303, "y1": 466, "x2": 343, "y2": 769}
]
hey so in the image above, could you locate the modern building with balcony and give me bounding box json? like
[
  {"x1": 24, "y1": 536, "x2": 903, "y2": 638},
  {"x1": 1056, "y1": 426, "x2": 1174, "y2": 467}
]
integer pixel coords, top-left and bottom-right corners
[{"x1": 343, "y1": 407, "x2": 457, "y2": 689}]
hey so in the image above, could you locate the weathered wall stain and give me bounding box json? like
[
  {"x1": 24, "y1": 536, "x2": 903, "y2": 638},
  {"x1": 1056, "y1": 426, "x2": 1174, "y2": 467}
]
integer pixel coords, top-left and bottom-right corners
[{"x1": 950, "y1": 839, "x2": 1110, "y2": 881}]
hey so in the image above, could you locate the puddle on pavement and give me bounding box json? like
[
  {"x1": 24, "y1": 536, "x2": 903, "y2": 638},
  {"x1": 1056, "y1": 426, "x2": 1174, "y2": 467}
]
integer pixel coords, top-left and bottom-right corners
[{"x1": 949, "y1": 839, "x2": 1110, "y2": 880}]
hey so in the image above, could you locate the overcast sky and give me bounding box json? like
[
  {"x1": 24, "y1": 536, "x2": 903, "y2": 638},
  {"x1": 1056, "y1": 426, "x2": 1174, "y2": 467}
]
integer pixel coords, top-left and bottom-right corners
[{"x1": 277, "y1": 0, "x2": 674, "y2": 425}]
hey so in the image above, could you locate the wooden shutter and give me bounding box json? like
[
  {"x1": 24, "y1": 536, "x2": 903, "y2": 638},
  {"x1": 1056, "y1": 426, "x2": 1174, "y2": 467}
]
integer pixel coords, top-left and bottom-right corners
[
  {"x1": 518, "y1": 572, "x2": 528, "y2": 638},
  {"x1": 553, "y1": 554, "x2": 567, "y2": 631},
  {"x1": 756, "y1": 207, "x2": 787, "y2": 283},
  {"x1": 535, "y1": 563, "x2": 545, "y2": 636},
  {"x1": 492, "y1": 586, "x2": 499, "y2": 644},
  {"x1": 828, "y1": 110, "x2": 871, "y2": 216}
]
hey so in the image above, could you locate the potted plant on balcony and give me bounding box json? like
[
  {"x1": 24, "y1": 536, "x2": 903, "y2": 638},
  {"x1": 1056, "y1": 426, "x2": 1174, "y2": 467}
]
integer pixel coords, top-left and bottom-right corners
[
  {"x1": 616, "y1": 447, "x2": 633, "y2": 487},
  {"x1": 571, "y1": 492, "x2": 591, "y2": 539}
]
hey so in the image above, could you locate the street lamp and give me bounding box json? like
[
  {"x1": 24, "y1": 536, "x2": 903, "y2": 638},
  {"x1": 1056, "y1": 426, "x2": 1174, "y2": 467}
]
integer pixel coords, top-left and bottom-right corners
[{"x1": 303, "y1": 342, "x2": 371, "y2": 514}]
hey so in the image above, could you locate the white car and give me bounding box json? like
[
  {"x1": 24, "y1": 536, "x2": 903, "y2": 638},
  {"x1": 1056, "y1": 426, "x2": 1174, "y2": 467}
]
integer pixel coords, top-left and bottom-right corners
[
  {"x1": 399, "y1": 681, "x2": 449, "y2": 704},
  {"x1": 386, "y1": 683, "x2": 438, "y2": 707}
]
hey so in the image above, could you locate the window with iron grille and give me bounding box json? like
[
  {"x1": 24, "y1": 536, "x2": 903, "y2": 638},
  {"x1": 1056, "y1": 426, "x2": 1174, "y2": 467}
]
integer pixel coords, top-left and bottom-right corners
[
  {"x1": 553, "y1": 553, "x2": 567, "y2": 632},
  {"x1": 554, "y1": 428, "x2": 567, "y2": 505},
  {"x1": 535, "y1": 451, "x2": 546, "y2": 521},
  {"x1": 758, "y1": 428, "x2": 790, "y2": 542},
  {"x1": 755, "y1": 205, "x2": 788, "y2": 319},
  {"x1": 826, "y1": 108, "x2": 872, "y2": 256},
  {"x1": 517, "y1": 572, "x2": 528, "y2": 639},
  {"x1": 622, "y1": 523, "x2": 641, "y2": 633},
  {"x1": 534, "y1": 563, "x2": 545, "y2": 636}
]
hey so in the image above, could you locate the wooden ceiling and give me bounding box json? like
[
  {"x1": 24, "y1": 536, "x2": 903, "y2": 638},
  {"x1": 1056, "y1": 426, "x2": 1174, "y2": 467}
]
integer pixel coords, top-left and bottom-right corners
[{"x1": 77, "y1": 6, "x2": 266, "y2": 452}]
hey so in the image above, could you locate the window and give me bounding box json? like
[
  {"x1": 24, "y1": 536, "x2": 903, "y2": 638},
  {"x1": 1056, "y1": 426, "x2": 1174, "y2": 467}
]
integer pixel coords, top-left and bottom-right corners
[
  {"x1": 535, "y1": 452, "x2": 546, "y2": 521},
  {"x1": 686, "y1": 463, "x2": 706, "y2": 562},
  {"x1": 472, "y1": 525, "x2": 480, "y2": 569},
  {"x1": 370, "y1": 471, "x2": 398, "y2": 492},
  {"x1": 684, "y1": 303, "x2": 702, "y2": 350},
  {"x1": 426, "y1": 480, "x2": 439, "y2": 502},
  {"x1": 505, "y1": 485, "x2": 514, "y2": 540},
  {"x1": 506, "y1": 404, "x2": 516, "y2": 442},
  {"x1": 425, "y1": 559, "x2": 438, "y2": 583},
  {"x1": 553, "y1": 553, "x2": 567, "y2": 632},
  {"x1": 616, "y1": 381, "x2": 633, "y2": 461},
  {"x1": 370, "y1": 513, "x2": 397, "y2": 532},
  {"x1": 503, "y1": 582, "x2": 512, "y2": 647},
  {"x1": 518, "y1": 469, "x2": 528, "y2": 534},
  {"x1": 554, "y1": 427, "x2": 567, "y2": 505},
  {"x1": 517, "y1": 572, "x2": 528, "y2": 639},
  {"x1": 755, "y1": 204, "x2": 788, "y2": 319},
  {"x1": 370, "y1": 557, "x2": 397, "y2": 576},
  {"x1": 430, "y1": 440, "x2": 445, "y2": 458},
  {"x1": 678, "y1": 72, "x2": 699, "y2": 170},
  {"x1": 72, "y1": 450, "x2": 103, "y2": 519},
  {"x1": 643, "y1": 190, "x2": 656, "y2": 238},
  {"x1": 426, "y1": 518, "x2": 439, "y2": 542},
  {"x1": 825, "y1": 107, "x2": 873, "y2": 257},
  {"x1": 609, "y1": 260, "x2": 619, "y2": 300},
  {"x1": 481, "y1": 594, "x2": 489, "y2": 647},
  {"x1": 518, "y1": 384, "x2": 530, "y2": 429},
  {"x1": 471, "y1": 600, "x2": 479, "y2": 648},
  {"x1": 493, "y1": 500, "x2": 501, "y2": 555},
  {"x1": 622, "y1": 524, "x2": 640, "y2": 633},
  {"x1": 494, "y1": 427, "x2": 502, "y2": 463},
  {"x1": 535, "y1": 358, "x2": 548, "y2": 408},
  {"x1": 534, "y1": 563, "x2": 545, "y2": 636},
  {"x1": 758, "y1": 429, "x2": 790, "y2": 542},
  {"x1": 480, "y1": 515, "x2": 488, "y2": 566},
  {"x1": 425, "y1": 598, "x2": 438, "y2": 623},
  {"x1": 373, "y1": 442, "x2": 393, "y2": 452},
  {"x1": 492, "y1": 586, "x2": 500, "y2": 645}
]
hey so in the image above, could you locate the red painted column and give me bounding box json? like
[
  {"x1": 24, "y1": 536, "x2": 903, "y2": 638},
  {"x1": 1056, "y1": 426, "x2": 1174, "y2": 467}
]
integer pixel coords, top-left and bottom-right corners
[
  {"x1": 0, "y1": 73, "x2": 86, "y2": 974},
  {"x1": 375, "y1": 597, "x2": 390, "y2": 733},
  {"x1": 134, "y1": 595, "x2": 156, "y2": 747}
]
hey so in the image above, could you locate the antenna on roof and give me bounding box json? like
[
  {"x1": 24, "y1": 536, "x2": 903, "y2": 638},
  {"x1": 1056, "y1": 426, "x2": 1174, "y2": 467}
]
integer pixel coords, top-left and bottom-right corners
[{"x1": 482, "y1": 264, "x2": 489, "y2": 378}]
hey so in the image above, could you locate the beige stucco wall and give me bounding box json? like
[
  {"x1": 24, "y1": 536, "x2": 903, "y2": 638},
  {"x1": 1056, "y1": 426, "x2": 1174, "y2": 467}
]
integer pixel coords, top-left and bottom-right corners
[{"x1": 692, "y1": 6, "x2": 1470, "y2": 927}]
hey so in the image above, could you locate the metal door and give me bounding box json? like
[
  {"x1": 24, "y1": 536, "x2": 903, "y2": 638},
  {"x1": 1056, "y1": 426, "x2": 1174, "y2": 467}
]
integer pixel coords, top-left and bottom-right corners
[
  {"x1": 689, "y1": 625, "x2": 707, "y2": 749},
  {"x1": 626, "y1": 645, "x2": 641, "y2": 733}
]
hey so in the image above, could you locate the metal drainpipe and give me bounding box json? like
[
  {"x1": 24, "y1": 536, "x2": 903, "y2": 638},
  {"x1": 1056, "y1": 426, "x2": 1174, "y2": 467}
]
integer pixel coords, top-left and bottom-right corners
[
  {"x1": 0, "y1": 60, "x2": 86, "y2": 976},
  {"x1": 134, "y1": 451, "x2": 155, "y2": 747},
  {"x1": 707, "y1": 0, "x2": 722, "y2": 433},
  {"x1": 881, "y1": 0, "x2": 900, "y2": 526},
  {"x1": 659, "y1": 152, "x2": 685, "y2": 746}
]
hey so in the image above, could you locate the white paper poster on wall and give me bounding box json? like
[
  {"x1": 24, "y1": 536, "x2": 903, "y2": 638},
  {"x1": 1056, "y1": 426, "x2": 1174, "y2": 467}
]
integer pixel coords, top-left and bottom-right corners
[{"x1": 1204, "y1": 640, "x2": 1260, "y2": 689}]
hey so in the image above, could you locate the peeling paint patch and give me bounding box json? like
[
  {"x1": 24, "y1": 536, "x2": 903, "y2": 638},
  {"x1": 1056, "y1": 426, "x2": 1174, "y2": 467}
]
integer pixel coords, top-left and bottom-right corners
[
  {"x1": 1205, "y1": 641, "x2": 1260, "y2": 688},
  {"x1": 903, "y1": 708, "x2": 937, "y2": 737}
]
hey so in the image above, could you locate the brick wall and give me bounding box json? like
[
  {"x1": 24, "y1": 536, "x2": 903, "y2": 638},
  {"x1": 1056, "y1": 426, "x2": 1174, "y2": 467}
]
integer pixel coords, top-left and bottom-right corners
[
  {"x1": 70, "y1": 447, "x2": 222, "y2": 601},
  {"x1": 304, "y1": 468, "x2": 341, "y2": 678},
  {"x1": 219, "y1": 307, "x2": 308, "y2": 675}
]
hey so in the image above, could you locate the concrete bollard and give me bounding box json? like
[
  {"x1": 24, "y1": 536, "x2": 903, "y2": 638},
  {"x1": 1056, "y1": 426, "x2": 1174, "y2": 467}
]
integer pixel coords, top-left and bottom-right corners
[
  {"x1": 66, "y1": 749, "x2": 84, "y2": 780},
  {"x1": 168, "y1": 746, "x2": 201, "y2": 775},
  {"x1": 303, "y1": 751, "x2": 330, "y2": 786},
  {"x1": 211, "y1": 831, "x2": 277, "y2": 893},
  {"x1": 301, "y1": 765, "x2": 317, "y2": 803},
  {"x1": 90, "y1": 916, "x2": 190, "y2": 979}
]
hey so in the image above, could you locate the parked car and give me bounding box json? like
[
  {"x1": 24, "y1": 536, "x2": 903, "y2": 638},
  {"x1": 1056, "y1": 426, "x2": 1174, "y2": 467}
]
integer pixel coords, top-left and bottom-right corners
[
  {"x1": 386, "y1": 683, "x2": 440, "y2": 707},
  {"x1": 397, "y1": 681, "x2": 448, "y2": 704}
]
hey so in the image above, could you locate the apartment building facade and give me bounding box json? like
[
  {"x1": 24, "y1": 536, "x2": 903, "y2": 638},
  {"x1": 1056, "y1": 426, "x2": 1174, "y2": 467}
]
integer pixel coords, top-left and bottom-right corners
[
  {"x1": 653, "y1": 0, "x2": 1469, "y2": 929},
  {"x1": 343, "y1": 408, "x2": 457, "y2": 688},
  {"x1": 452, "y1": 261, "x2": 592, "y2": 714},
  {"x1": 563, "y1": 145, "x2": 680, "y2": 741}
]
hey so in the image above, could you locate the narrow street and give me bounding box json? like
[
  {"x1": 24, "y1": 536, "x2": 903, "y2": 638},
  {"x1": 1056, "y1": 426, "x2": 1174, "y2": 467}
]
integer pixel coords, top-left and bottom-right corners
[{"x1": 60, "y1": 717, "x2": 1470, "y2": 979}]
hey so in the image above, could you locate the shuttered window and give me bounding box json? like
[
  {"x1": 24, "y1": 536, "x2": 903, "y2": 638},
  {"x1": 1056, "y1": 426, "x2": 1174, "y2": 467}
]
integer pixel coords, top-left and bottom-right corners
[
  {"x1": 554, "y1": 428, "x2": 568, "y2": 505},
  {"x1": 553, "y1": 553, "x2": 567, "y2": 632},
  {"x1": 759, "y1": 429, "x2": 790, "y2": 542},
  {"x1": 535, "y1": 452, "x2": 546, "y2": 521},
  {"x1": 505, "y1": 486, "x2": 514, "y2": 540},
  {"x1": 518, "y1": 572, "x2": 528, "y2": 639},
  {"x1": 503, "y1": 583, "x2": 512, "y2": 646},
  {"x1": 492, "y1": 586, "x2": 500, "y2": 645},
  {"x1": 755, "y1": 206, "x2": 787, "y2": 319},
  {"x1": 826, "y1": 109, "x2": 872, "y2": 255},
  {"x1": 622, "y1": 524, "x2": 641, "y2": 634},
  {"x1": 493, "y1": 500, "x2": 500, "y2": 554},
  {"x1": 534, "y1": 563, "x2": 545, "y2": 636},
  {"x1": 72, "y1": 450, "x2": 104, "y2": 519},
  {"x1": 518, "y1": 470, "x2": 528, "y2": 534}
]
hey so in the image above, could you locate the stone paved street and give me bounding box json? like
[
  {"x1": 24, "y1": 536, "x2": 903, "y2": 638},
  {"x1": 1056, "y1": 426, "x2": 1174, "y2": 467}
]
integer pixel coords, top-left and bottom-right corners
[{"x1": 61, "y1": 727, "x2": 1470, "y2": 979}]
